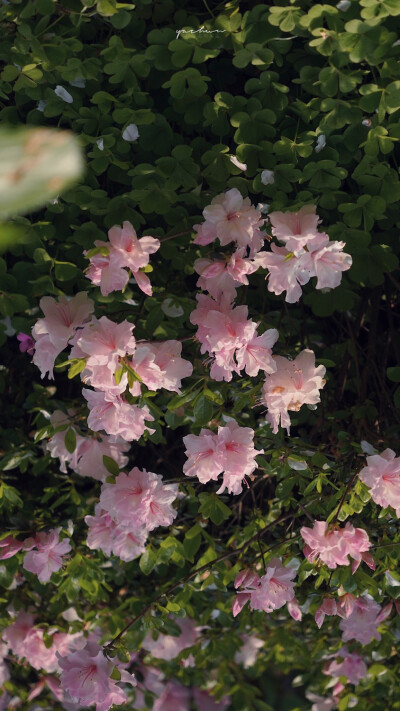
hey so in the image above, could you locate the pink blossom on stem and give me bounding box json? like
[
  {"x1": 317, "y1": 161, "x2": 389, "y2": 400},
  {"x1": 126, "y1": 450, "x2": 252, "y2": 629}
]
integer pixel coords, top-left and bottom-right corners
[
  {"x1": 85, "y1": 222, "x2": 160, "y2": 297},
  {"x1": 111, "y1": 526, "x2": 148, "y2": 562},
  {"x1": 358, "y1": 448, "x2": 400, "y2": 516},
  {"x1": 73, "y1": 435, "x2": 130, "y2": 482},
  {"x1": 194, "y1": 249, "x2": 259, "y2": 300},
  {"x1": 300, "y1": 520, "x2": 373, "y2": 570},
  {"x1": 183, "y1": 428, "x2": 223, "y2": 484},
  {"x1": 0, "y1": 535, "x2": 23, "y2": 560},
  {"x1": 255, "y1": 246, "x2": 311, "y2": 304},
  {"x1": 32, "y1": 292, "x2": 94, "y2": 378},
  {"x1": 99, "y1": 467, "x2": 178, "y2": 531},
  {"x1": 235, "y1": 323, "x2": 278, "y2": 377},
  {"x1": 262, "y1": 349, "x2": 326, "y2": 434},
  {"x1": 83, "y1": 389, "x2": 154, "y2": 441},
  {"x1": 324, "y1": 648, "x2": 367, "y2": 686},
  {"x1": 46, "y1": 410, "x2": 84, "y2": 474},
  {"x1": 23, "y1": 527, "x2": 71, "y2": 583},
  {"x1": 339, "y1": 597, "x2": 383, "y2": 644},
  {"x1": 57, "y1": 641, "x2": 136, "y2": 711},
  {"x1": 306, "y1": 235, "x2": 352, "y2": 289},
  {"x1": 194, "y1": 188, "x2": 265, "y2": 255},
  {"x1": 233, "y1": 560, "x2": 297, "y2": 616},
  {"x1": 131, "y1": 340, "x2": 193, "y2": 393}
]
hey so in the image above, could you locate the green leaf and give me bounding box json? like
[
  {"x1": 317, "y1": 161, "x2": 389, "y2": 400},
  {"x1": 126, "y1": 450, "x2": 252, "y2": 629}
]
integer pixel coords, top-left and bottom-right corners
[
  {"x1": 199, "y1": 493, "x2": 231, "y2": 525},
  {"x1": 387, "y1": 367, "x2": 400, "y2": 382},
  {"x1": 193, "y1": 395, "x2": 214, "y2": 425},
  {"x1": 64, "y1": 428, "x2": 77, "y2": 454},
  {"x1": 102, "y1": 455, "x2": 120, "y2": 476},
  {"x1": 68, "y1": 359, "x2": 87, "y2": 379},
  {"x1": 139, "y1": 547, "x2": 157, "y2": 575},
  {"x1": 96, "y1": 0, "x2": 117, "y2": 15}
]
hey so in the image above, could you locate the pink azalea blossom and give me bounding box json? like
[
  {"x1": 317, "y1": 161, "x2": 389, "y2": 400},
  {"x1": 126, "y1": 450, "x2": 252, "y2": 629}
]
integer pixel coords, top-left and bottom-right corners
[
  {"x1": 339, "y1": 597, "x2": 383, "y2": 644},
  {"x1": 0, "y1": 535, "x2": 23, "y2": 560},
  {"x1": 152, "y1": 681, "x2": 190, "y2": 711},
  {"x1": 111, "y1": 526, "x2": 148, "y2": 562},
  {"x1": 71, "y1": 315, "x2": 136, "y2": 368},
  {"x1": 32, "y1": 292, "x2": 94, "y2": 378},
  {"x1": 193, "y1": 688, "x2": 230, "y2": 711},
  {"x1": 57, "y1": 641, "x2": 136, "y2": 711},
  {"x1": 306, "y1": 235, "x2": 352, "y2": 289},
  {"x1": 268, "y1": 205, "x2": 322, "y2": 255},
  {"x1": 358, "y1": 448, "x2": 400, "y2": 516},
  {"x1": 83, "y1": 389, "x2": 154, "y2": 441},
  {"x1": 233, "y1": 560, "x2": 296, "y2": 616},
  {"x1": 194, "y1": 249, "x2": 259, "y2": 300},
  {"x1": 300, "y1": 520, "x2": 373, "y2": 570},
  {"x1": 85, "y1": 222, "x2": 160, "y2": 297},
  {"x1": 99, "y1": 467, "x2": 178, "y2": 531},
  {"x1": 86, "y1": 505, "x2": 149, "y2": 562},
  {"x1": 85, "y1": 505, "x2": 116, "y2": 557},
  {"x1": 262, "y1": 350, "x2": 326, "y2": 434},
  {"x1": 306, "y1": 691, "x2": 337, "y2": 711},
  {"x1": 324, "y1": 648, "x2": 367, "y2": 686},
  {"x1": 73, "y1": 435, "x2": 130, "y2": 482},
  {"x1": 194, "y1": 188, "x2": 265, "y2": 255},
  {"x1": 23, "y1": 527, "x2": 71, "y2": 583},
  {"x1": 142, "y1": 617, "x2": 199, "y2": 660},
  {"x1": 183, "y1": 421, "x2": 263, "y2": 494},
  {"x1": 17, "y1": 332, "x2": 35, "y2": 355},
  {"x1": 131, "y1": 340, "x2": 193, "y2": 393},
  {"x1": 255, "y1": 246, "x2": 311, "y2": 303},
  {"x1": 2, "y1": 612, "x2": 82, "y2": 673},
  {"x1": 190, "y1": 294, "x2": 278, "y2": 382}
]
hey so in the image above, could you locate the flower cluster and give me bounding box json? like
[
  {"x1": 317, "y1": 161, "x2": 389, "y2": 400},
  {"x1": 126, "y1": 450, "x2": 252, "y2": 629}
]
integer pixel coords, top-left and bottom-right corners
[
  {"x1": 256, "y1": 205, "x2": 352, "y2": 303},
  {"x1": 300, "y1": 520, "x2": 375, "y2": 571},
  {"x1": 85, "y1": 220, "x2": 160, "y2": 296},
  {"x1": 358, "y1": 448, "x2": 400, "y2": 516},
  {"x1": 183, "y1": 420, "x2": 263, "y2": 494},
  {"x1": 232, "y1": 559, "x2": 299, "y2": 618}
]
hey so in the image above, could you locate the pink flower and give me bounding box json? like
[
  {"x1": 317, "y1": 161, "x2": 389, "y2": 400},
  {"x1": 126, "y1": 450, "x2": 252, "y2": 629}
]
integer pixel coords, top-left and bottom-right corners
[
  {"x1": 339, "y1": 597, "x2": 383, "y2": 644},
  {"x1": 85, "y1": 505, "x2": 116, "y2": 557},
  {"x1": 306, "y1": 691, "x2": 337, "y2": 711},
  {"x1": 71, "y1": 316, "x2": 136, "y2": 368},
  {"x1": 74, "y1": 435, "x2": 130, "y2": 482},
  {"x1": 262, "y1": 350, "x2": 326, "y2": 434},
  {"x1": 57, "y1": 641, "x2": 136, "y2": 711},
  {"x1": 17, "y1": 332, "x2": 35, "y2": 355},
  {"x1": 255, "y1": 246, "x2": 311, "y2": 303},
  {"x1": 268, "y1": 205, "x2": 322, "y2": 255},
  {"x1": 99, "y1": 468, "x2": 178, "y2": 531},
  {"x1": 0, "y1": 535, "x2": 23, "y2": 560},
  {"x1": 183, "y1": 421, "x2": 263, "y2": 494},
  {"x1": 183, "y1": 428, "x2": 223, "y2": 484},
  {"x1": 142, "y1": 618, "x2": 198, "y2": 660},
  {"x1": 300, "y1": 521, "x2": 373, "y2": 570},
  {"x1": 195, "y1": 188, "x2": 265, "y2": 255},
  {"x1": 194, "y1": 249, "x2": 259, "y2": 300},
  {"x1": 23, "y1": 527, "x2": 71, "y2": 583},
  {"x1": 233, "y1": 560, "x2": 296, "y2": 616},
  {"x1": 193, "y1": 688, "x2": 230, "y2": 711},
  {"x1": 152, "y1": 681, "x2": 190, "y2": 711},
  {"x1": 111, "y1": 526, "x2": 148, "y2": 562},
  {"x1": 32, "y1": 292, "x2": 94, "y2": 377},
  {"x1": 358, "y1": 448, "x2": 400, "y2": 516},
  {"x1": 131, "y1": 340, "x2": 193, "y2": 393},
  {"x1": 235, "y1": 323, "x2": 278, "y2": 377},
  {"x1": 83, "y1": 389, "x2": 154, "y2": 441},
  {"x1": 307, "y1": 235, "x2": 352, "y2": 289},
  {"x1": 85, "y1": 222, "x2": 160, "y2": 297},
  {"x1": 324, "y1": 648, "x2": 367, "y2": 686}
]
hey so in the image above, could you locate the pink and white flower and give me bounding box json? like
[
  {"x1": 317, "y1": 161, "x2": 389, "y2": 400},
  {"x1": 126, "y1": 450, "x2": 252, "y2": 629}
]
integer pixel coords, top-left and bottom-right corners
[
  {"x1": 300, "y1": 520, "x2": 373, "y2": 571},
  {"x1": 324, "y1": 648, "x2": 367, "y2": 686},
  {"x1": 358, "y1": 448, "x2": 400, "y2": 516},
  {"x1": 233, "y1": 559, "x2": 297, "y2": 616},
  {"x1": 57, "y1": 641, "x2": 136, "y2": 711},
  {"x1": 23, "y1": 527, "x2": 71, "y2": 583},
  {"x1": 99, "y1": 468, "x2": 178, "y2": 531},
  {"x1": 142, "y1": 617, "x2": 199, "y2": 660},
  {"x1": 339, "y1": 597, "x2": 384, "y2": 645},
  {"x1": 262, "y1": 350, "x2": 326, "y2": 434},
  {"x1": 83, "y1": 389, "x2": 154, "y2": 442}
]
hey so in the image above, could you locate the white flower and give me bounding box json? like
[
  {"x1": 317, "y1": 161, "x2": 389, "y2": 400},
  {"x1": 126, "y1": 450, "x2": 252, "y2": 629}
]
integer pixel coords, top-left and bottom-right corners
[
  {"x1": 314, "y1": 134, "x2": 326, "y2": 153},
  {"x1": 96, "y1": 138, "x2": 104, "y2": 151},
  {"x1": 37, "y1": 100, "x2": 47, "y2": 112},
  {"x1": 161, "y1": 298, "x2": 184, "y2": 318},
  {"x1": 69, "y1": 77, "x2": 86, "y2": 88},
  {"x1": 261, "y1": 169, "x2": 275, "y2": 185},
  {"x1": 54, "y1": 85, "x2": 73, "y2": 104},
  {"x1": 0, "y1": 317, "x2": 15, "y2": 337},
  {"x1": 336, "y1": 0, "x2": 351, "y2": 9},
  {"x1": 230, "y1": 156, "x2": 247, "y2": 171},
  {"x1": 362, "y1": 118, "x2": 372, "y2": 127},
  {"x1": 122, "y1": 123, "x2": 140, "y2": 142},
  {"x1": 360, "y1": 440, "x2": 377, "y2": 455}
]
